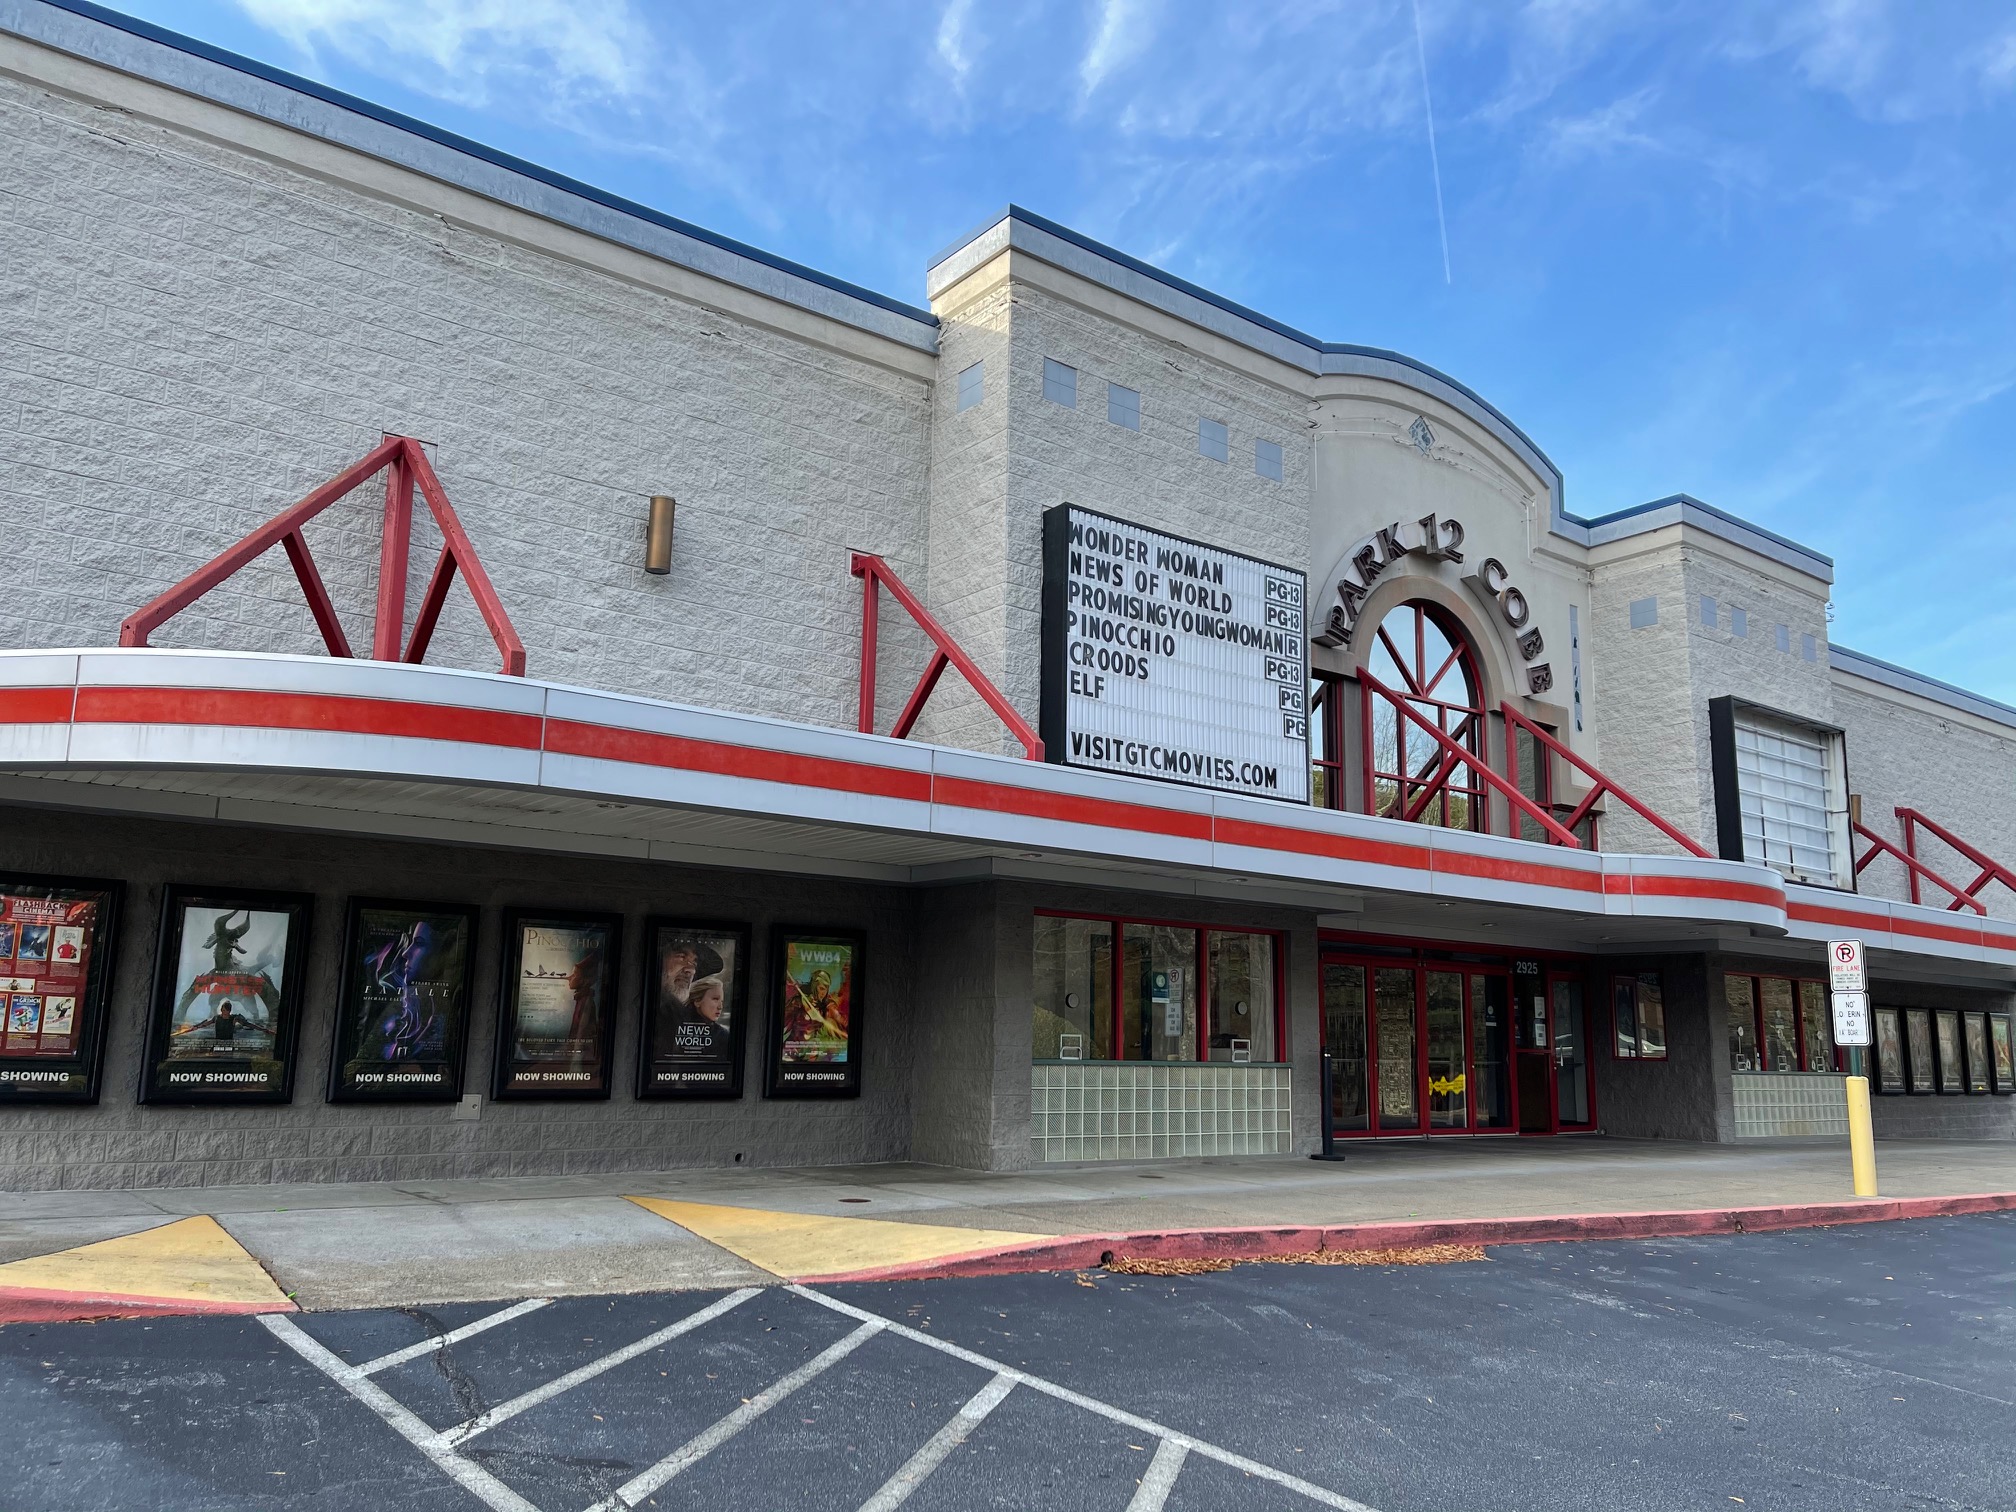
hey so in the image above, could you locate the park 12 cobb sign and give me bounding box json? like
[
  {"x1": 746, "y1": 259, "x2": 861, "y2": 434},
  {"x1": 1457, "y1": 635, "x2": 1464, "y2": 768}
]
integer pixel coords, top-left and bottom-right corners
[{"x1": 1041, "y1": 503, "x2": 1310, "y2": 803}]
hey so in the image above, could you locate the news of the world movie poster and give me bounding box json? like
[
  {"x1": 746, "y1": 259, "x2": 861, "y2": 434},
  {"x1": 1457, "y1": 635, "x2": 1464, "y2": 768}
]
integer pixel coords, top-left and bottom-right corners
[
  {"x1": 639, "y1": 922, "x2": 748, "y2": 1099},
  {"x1": 143, "y1": 891, "x2": 307, "y2": 1103},
  {"x1": 767, "y1": 931, "x2": 862, "y2": 1098},
  {"x1": 495, "y1": 914, "x2": 620, "y2": 1099},
  {"x1": 330, "y1": 902, "x2": 475, "y2": 1101}
]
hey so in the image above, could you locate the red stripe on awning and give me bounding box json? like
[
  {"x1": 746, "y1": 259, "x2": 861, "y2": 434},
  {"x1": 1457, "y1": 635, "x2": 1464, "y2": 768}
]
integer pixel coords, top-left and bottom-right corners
[
  {"x1": 932, "y1": 774, "x2": 1213, "y2": 841},
  {"x1": 1211, "y1": 817, "x2": 1428, "y2": 872},
  {"x1": 73, "y1": 686, "x2": 543, "y2": 749},
  {"x1": 545, "y1": 719, "x2": 931, "y2": 803},
  {"x1": 0, "y1": 687, "x2": 76, "y2": 724}
]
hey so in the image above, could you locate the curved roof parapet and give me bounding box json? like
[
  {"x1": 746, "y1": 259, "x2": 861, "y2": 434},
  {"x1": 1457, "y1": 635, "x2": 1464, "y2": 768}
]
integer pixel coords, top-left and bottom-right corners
[
  {"x1": 5, "y1": 0, "x2": 939, "y2": 348},
  {"x1": 930, "y1": 206, "x2": 1837, "y2": 578}
]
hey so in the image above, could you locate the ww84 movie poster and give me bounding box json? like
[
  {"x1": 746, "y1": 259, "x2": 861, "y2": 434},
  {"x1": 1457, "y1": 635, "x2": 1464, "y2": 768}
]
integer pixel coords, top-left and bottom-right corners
[
  {"x1": 493, "y1": 910, "x2": 622, "y2": 1100},
  {"x1": 140, "y1": 885, "x2": 311, "y2": 1105},
  {"x1": 765, "y1": 928, "x2": 864, "y2": 1099},
  {"x1": 328, "y1": 900, "x2": 478, "y2": 1102}
]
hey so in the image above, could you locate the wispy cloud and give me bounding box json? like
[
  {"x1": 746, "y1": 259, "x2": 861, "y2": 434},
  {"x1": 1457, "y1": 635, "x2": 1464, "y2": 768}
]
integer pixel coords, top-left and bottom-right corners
[
  {"x1": 936, "y1": 0, "x2": 977, "y2": 88},
  {"x1": 1079, "y1": 0, "x2": 1157, "y2": 103}
]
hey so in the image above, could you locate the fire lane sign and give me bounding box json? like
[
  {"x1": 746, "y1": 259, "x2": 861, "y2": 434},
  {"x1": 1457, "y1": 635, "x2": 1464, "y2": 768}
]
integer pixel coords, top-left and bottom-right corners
[{"x1": 1827, "y1": 939, "x2": 1865, "y2": 994}]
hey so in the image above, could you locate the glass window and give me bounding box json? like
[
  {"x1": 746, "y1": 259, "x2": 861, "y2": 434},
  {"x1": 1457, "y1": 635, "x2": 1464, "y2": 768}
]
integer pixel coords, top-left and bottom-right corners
[
  {"x1": 1322, "y1": 964, "x2": 1368, "y2": 1132},
  {"x1": 1700, "y1": 595, "x2": 1718, "y2": 629},
  {"x1": 1760, "y1": 977, "x2": 1798, "y2": 1072},
  {"x1": 1731, "y1": 607, "x2": 1748, "y2": 638},
  {"x1": 1032, "y1": 915, "x2": 1111, "y2": 1060},
  {"x1": 956, "y1": 360, "x2": 984, "y2": 412},
  {"x1": 1366, "y1": 603, "x2": 1484, "y2": 831},
  {"x1": 1042, "y1": 357, "x2": 1077, "y2": 408},
  {"x1": 1733, "y1": 709, "x2": 1848, "y2": 886},
  {"x1": 1426, "y1": 970, "x2": 1466, "y2": 1128},
  {"x1": 1473, "y1": 974, "x2": 1512, "y2": 1128},
  {"x1": 1726, "y1": 974, "x2": 1759, "y2": 1071},
  {"x1": 1635, "y1": 972, "x2": 1666, "y2": 1058},
  {"x1": 1208, "y1": 932, "x2": 1274, "y2": 1062},
  {"x1": 1255, "y1": 438, "x2": 1283, "y2": 482},
  {"x1": 1612, "y1": 977, "x2": 1638, "y2": 1058},
  {"x1": 1197, "y1": 416, "x2": 1229, "y2": 463},
  {"x1": 1799, "y1": 981, "x2": 1832, "y2": 1072},
  {"x1": 1107, "y1": 381, "x2": 1141, "y2": 430},
  {"x1": 1552, "y1": 980, "x2": 1590, "y2": 1123},
  {"x1": 1373, "y1": 966, "x2": 1418, "y2": 1130},
  {"x1": 1122, "y1": 924, "x2": 1198, "y2": 1062}
]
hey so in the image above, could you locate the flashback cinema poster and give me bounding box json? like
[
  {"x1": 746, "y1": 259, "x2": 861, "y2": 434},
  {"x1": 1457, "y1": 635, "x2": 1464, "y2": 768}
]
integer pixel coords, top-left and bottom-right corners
[
  {"x1": 141, "y1": 888, "x2": 310, "y2": 1104},
  {"x1": 766, "y1": 929, "x2": 862, "y2": 1098},
  {"x1": 0, "y1": 877, "x2": 121, "y2": 1104},
  {"x1": 493, "y1": 912, "x2": 621, "y2": 1099},
  {"x1": 329, "y1": 901, "x2": 476, "y2": 1102},
  {"x1": 638, "y1": 922, "x2": 749, "y2": 1099}
]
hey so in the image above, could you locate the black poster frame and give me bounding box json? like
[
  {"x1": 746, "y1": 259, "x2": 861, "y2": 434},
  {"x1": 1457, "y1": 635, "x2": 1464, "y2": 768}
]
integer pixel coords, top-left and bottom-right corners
[
  {"x1": 1989, "y1": 1012, "x2": 2016, "y2": 1095},
  {"x1": 0, "y1": 872, "x2": 124, "y2": 1105},
  {"x1": 1903, "y1": 1008, "x2": 1936, "y2": 1095},
  {"x1": 490, "y1": 908, "x2": 624, "y2": 1101},
  {"x1": 140, "y1": 884, "x2": 312, "y2": 1106},
  {"x1": 1960, "y1": 1009, "x2": 1992, "y2": 1095},
  {"x1": 326, "y1": 898, "x2": 480, "y2": 1104},
  {"x1": 1870, "y1": 1006, "x2": 1906, "y2": 1095},
  {"x1": 1933, "y1": 1008, "x2": 1965, "y2": 1094},
  {"x1": 636, "y1": 917, "x2": 752, "y2": 1101},
  {"x1": 764, "y1": 925, "x2": 865, "y2": 1100}
]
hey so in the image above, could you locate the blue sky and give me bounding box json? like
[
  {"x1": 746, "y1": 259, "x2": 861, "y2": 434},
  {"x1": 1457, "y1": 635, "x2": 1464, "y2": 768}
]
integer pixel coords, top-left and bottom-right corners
[{"x1": 106, "y1": 0, "x2": 2016, "y2": 699}]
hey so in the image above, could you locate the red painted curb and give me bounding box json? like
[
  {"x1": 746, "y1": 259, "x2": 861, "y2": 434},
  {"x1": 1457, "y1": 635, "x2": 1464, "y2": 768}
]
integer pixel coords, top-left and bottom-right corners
[
  {"x1": 0, "y1": 1285, "x2": 296, "y2": 1326},
  {"x1": 799, "y1": 1190, "x2": 2016, "y2": 1284}
]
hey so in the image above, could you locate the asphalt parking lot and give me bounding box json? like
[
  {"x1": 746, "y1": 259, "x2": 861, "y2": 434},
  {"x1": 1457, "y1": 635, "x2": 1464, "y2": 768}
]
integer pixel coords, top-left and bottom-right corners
[{"x1": 2, "y1": 1213, "x2": 2010, "y2": 1512}]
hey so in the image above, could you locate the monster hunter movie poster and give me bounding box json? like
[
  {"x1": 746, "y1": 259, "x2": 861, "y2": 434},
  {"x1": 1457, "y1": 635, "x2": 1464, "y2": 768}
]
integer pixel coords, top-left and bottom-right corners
[
  {"x1": 329, "y1": 900, "x2": 478, "y2": 1102},
  {"x1": 141, "y1": 886, "x2": 310, "y2": 1104}
]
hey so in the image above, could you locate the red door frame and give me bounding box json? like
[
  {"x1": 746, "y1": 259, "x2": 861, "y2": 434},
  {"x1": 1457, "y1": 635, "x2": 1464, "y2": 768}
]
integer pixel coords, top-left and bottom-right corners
[{"x1": 1320, "y1": 935, "x2": 1597, "y2": 1138}]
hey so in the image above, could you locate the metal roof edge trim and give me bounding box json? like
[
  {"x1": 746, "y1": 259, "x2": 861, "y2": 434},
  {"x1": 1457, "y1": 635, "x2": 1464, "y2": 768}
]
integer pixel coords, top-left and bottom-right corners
[{"x1": 1829, "y1": 644, "x2": 2016, "y2": 732}]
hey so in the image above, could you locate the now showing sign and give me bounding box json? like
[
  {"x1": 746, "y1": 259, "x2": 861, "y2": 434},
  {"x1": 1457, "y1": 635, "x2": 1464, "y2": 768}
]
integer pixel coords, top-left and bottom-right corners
[{"x1": 1040, "y1": 504, "x2": 1310, "y2": 803}]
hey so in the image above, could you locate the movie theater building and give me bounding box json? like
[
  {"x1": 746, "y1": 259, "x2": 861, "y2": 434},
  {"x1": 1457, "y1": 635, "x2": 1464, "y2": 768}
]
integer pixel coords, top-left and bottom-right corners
[{"x1": 1, "y1": 1, "x2": 2013, "y2": 1192}]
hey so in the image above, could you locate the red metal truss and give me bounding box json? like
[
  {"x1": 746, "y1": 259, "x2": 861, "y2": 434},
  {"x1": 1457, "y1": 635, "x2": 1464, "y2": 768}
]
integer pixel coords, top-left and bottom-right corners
[
  {"x1": 1499, "y1": 702, "x2": 1711, "y2": 858},
  {"x1": 118, "y1": 436, "x2": 525, "y2": 676},
  {"x1": 1359, "y1": 668, "x2": 1580, "y2": 845},
  {"x1": 1851, "y1": 818, "x2": 1985, "y2": 914},
  {"x1": 851, "y1": 553, "x2": 1043, "y2": 760},
  {"x1": 1893, "y1": 808, "x2": 2016, "y2": 912}
]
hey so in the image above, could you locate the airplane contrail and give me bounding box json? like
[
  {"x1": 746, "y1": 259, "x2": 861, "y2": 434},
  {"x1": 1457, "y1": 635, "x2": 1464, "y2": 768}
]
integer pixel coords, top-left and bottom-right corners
[{"x1": 1410, "y1": 0, "x2": 1452, "y2": 285}]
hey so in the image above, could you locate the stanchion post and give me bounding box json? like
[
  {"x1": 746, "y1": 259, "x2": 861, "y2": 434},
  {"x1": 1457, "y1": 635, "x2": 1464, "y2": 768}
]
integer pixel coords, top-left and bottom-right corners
[
  {"x1": 1311, "y1": 1049, "x2": 1348, "y2": 1163},
  {"x1": 1845, "y1": 1074, "x2": 1878, "y2": 1197}
]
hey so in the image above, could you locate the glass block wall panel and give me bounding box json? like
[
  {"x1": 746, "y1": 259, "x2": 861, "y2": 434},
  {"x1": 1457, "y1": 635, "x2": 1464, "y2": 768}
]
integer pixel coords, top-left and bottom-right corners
[{"x1": 1030, "y1": 1064, "x2": 1293, "y2": 1162}]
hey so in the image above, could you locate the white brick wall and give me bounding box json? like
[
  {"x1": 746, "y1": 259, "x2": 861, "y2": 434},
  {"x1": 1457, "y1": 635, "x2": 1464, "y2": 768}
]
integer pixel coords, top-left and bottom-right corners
[{"x1": 0, "y1": 72, "x2": 931, "y2": 734}]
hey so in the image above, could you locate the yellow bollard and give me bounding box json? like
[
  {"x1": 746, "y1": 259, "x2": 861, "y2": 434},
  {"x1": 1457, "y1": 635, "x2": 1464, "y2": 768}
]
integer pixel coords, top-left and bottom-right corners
[{"x1": 1845, "y1": 1075, "x2": 1878, "y2": 1197}]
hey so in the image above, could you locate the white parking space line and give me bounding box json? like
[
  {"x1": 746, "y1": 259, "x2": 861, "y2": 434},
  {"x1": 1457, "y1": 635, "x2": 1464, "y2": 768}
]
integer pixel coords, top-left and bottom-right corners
[
  {"x1": 584, "y1": 1320, "x2": 886, "y2": 1511},
  {"x1": 438, "y1": 1288, "x2": 760, "y2": 1449},
  {"x1": 853, "y1": 1371, "x2": 1018, "y2": 1512},
  {"x1": 261, "y1": 1313, "x2": 540, "y2": 1512},
  {"x1": 789, "y1": 1286, "x2": 1384, "y2": 1512},
  {"x1": 1125, "y1": 1439, "x2": 1190, "y2": 1511},
  {"x1": 355, "y1": 1299, "x2": 556, "y2": 1378}
]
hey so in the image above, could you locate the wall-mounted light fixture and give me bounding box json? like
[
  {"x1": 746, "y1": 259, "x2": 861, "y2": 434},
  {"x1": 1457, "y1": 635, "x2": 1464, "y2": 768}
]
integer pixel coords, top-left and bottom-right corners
[{"x1": 644, "y1": 494, "x2": 676, "y2": 574}]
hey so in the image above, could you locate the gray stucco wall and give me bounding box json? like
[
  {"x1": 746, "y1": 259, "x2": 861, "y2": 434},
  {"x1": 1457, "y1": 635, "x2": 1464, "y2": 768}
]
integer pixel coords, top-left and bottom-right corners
[{"x1": 0, "y1": 806, "x2": 918, "y2": 1190}]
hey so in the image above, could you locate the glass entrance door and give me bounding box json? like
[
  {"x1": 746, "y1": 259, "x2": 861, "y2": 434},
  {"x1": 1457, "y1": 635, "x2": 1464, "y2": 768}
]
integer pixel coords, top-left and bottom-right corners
[
  {"x1": 1323, "y1": 956, "x2": 1518, "y2": 1136},
  {"x1": 1550, "y1": 977, "x2": 1594, "y2": 1129}
]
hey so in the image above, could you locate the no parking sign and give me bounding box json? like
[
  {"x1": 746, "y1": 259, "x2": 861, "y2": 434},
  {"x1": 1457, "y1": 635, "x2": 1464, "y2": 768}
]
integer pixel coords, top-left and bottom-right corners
[{"x1": 1828, "y1": 940, "x2": 1870, "y2": 1047}]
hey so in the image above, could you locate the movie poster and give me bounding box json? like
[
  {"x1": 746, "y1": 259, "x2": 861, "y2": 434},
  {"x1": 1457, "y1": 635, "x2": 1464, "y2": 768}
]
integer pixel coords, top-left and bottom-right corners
[
  {"x1": 1962, "y1": 1011, "x2": 1991, "y2": 1095},
  {"x1": 637, "y1": 920, "x2": 749, "y2": 1100},
  {"x1": 765, "y1": 928, "x2": 863, "y2": 1098},
  {"x1": 141, "y1": 886, "x2": 310, "y2": 1104},
  {"x1": 492, "y1": 911, "x2": 622, "y2": 1099},
  {"x1": 1934, "y1": 1010, "x2": 1964, "y2": 1094},
  {"x1": 1871, "y1": 1008, "x2": 1906, "y2": 1096},
  {"x1": 0, "y1": 875, "x2": 122, "y2": 1103},
  {"x1": 1904, "y1": 1009, "x2": 1936, "y2": 1095},
  {"x1": 1990, "y1": 1014, "x2": 2015, "y2": 1094},
  {"x1": 328, "y1": 900, "x2": 478, "y2": 1102}
]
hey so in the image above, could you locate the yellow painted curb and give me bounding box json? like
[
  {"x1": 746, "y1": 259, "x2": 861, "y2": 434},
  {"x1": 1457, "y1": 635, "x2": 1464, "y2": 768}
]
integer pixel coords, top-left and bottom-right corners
[
  {"x1": 0, "y1": 1215, "x2": 292, "y2": 1308},
  {"x1": 627, "y1": 1197, "x2": 1048, "y2": 1280}
]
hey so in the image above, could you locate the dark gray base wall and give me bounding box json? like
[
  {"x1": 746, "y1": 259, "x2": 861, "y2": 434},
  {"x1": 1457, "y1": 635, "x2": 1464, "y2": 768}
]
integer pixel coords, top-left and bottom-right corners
[
  {"x1": 1590, "y1": 953, "x2": 1728, "y2": 1141},
  {"x1": 0, "y1": 806, "x2": 919, "y2": 1190}
]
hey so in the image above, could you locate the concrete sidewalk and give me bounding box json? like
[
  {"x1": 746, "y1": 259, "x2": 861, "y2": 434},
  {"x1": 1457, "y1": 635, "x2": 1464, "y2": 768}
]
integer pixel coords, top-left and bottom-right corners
[{"x1": 2, "y1": 1136, "x2": 2011, "y2": 1312}]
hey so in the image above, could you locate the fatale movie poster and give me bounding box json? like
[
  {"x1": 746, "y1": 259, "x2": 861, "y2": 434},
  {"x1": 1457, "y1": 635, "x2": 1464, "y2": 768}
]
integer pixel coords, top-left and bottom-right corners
[
  {"x1": 141, "y1": 886, "x2": 310, "y2": 1105},
  {"x1": 0, "y1": 875, "x2": 122, "y2": 1104},
  {"x1": 328, "y1": 900, "x2": 477, "y2": 1102},
  {"x1": 493, "y1": 911, "x2": 622, "y2": 1100},
  {"x1": 637, "y1": 921, "x2": 750, "y2": 1100},
  {"x1": 765, "y1": 928, "x2": 864, "y2": 1099}
]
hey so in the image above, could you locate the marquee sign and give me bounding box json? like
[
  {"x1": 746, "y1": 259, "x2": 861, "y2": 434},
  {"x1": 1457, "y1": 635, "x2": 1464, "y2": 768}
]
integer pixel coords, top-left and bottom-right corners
[{"x1": 1041, "y1": 504, "x2": 1310, "y2": 803}]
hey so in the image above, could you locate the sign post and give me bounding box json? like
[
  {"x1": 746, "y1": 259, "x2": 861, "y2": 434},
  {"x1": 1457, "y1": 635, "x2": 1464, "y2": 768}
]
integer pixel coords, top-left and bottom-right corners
[{"x1": 1828, "y1": 940, "x2": 1877, "y2": 1198}]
